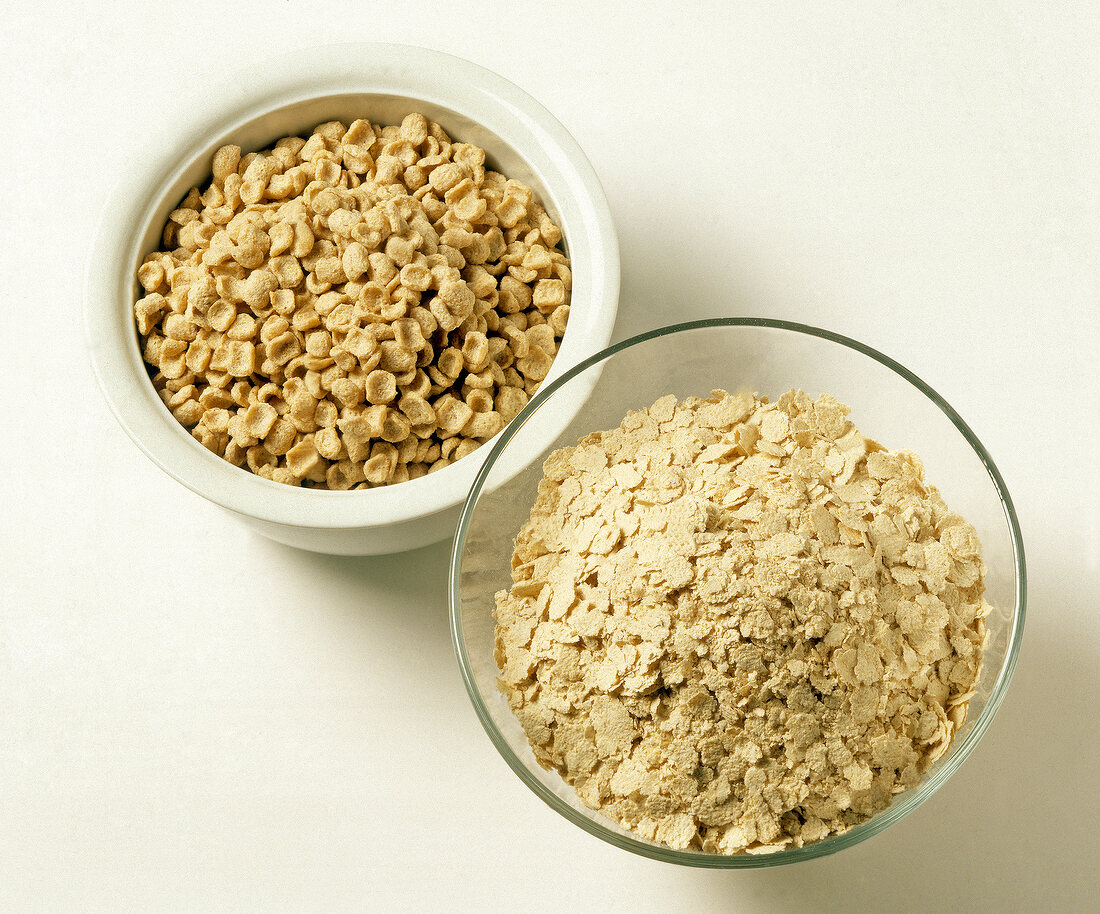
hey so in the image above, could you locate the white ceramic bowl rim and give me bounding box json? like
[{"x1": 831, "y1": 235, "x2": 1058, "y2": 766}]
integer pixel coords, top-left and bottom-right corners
[
  {"x1": 449, "y1": 317, "x2": 1027, "y2": 867},
  {"x1": 84, "y1": 42, "x2": 619, "y2": 529}
]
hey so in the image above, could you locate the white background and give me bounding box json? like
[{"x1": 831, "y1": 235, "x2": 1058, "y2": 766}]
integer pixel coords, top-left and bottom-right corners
[{"x1": 2, "y1": 2, "x2": 1097, "y2": 911}]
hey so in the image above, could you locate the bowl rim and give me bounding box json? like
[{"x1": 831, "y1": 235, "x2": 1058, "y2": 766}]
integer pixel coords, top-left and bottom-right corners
[
  {"x1": 84, "y1": 42, "x2": 619, "y2": 529},
  {"x1": 449, "y1": 316, "x2": 1027, "y2": 867}
]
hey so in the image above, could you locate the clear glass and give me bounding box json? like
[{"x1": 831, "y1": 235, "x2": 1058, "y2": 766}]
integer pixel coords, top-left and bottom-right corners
[{"x1": 449, "y1": 319, "x2": 1025, "y2": 867}]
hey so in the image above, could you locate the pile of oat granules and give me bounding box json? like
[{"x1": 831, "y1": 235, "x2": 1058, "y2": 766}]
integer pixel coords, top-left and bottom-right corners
[
  {"x1": 135, "y1": 114, "x2": 570, "y2": 489},
  {"x1": 494, "y1": 389, "x2": 986, "y2": 854}
]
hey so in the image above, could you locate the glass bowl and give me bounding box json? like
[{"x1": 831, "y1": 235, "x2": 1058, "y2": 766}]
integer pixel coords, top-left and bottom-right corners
[{"x1": 450, "y1": 318, "x2": 1025, "y2": 867}]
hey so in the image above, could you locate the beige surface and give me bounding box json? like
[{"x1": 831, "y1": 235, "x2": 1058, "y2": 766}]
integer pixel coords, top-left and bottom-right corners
[{"x1": 1, "y1": 2, "x2": 1097, "y2": 911}]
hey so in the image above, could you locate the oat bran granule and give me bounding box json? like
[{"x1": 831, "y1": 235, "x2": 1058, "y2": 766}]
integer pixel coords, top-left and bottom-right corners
[{"x1": 494, "y1": 389, "x2": 987, "y2": 854}]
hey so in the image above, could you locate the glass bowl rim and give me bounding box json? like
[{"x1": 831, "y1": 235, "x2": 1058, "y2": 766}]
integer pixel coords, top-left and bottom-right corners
[{"x1": 448, "y1": 317, "x2": 1026, "y2": 868}]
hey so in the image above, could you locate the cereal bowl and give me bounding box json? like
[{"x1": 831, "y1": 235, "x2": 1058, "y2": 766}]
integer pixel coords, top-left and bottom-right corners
[
  {"x1": 85, "y1": 43, "x2": 619, "y2": 554},
  {"x1": 450, "y1": 318, "x2": 1025, "y2": 866}
]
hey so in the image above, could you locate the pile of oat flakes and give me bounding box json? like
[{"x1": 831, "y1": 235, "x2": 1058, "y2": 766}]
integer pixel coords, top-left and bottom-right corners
[{"x1": 494, "y1": 389, "x2": 987, "y2": 853}]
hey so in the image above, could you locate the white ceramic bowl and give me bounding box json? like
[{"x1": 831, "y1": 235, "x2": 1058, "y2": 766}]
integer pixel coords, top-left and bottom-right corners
[{"x1": 85, "y1": 43, "x2": 619, "y2": 555}]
